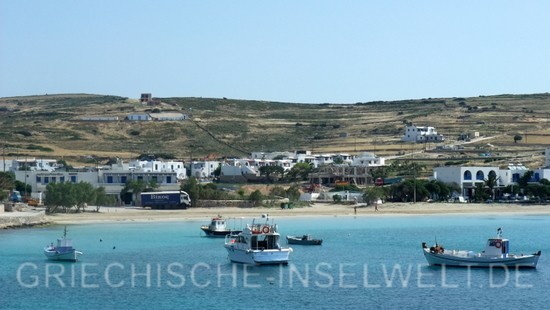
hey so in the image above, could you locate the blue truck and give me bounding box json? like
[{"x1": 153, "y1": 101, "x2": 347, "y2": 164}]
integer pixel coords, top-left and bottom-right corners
[
  {"x1": 140, "y1": 191, "x2": 191, "y2": 209},
  {"x1": 10, "y1": 190, "x2": 22, "y2": 202}
]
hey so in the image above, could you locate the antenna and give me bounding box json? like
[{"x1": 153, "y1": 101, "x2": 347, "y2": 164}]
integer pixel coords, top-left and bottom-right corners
[{"x1": 434, "y1": 234, "x2": 438, "y2": 246}]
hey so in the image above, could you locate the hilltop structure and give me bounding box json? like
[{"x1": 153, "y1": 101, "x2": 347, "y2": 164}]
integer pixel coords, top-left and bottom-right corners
[{"x1": 402, "y1": 125, "x2": 444, "y2": 143}]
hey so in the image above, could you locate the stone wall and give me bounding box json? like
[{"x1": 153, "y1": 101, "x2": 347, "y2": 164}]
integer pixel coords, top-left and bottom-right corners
[{"x1": 196, "y1": 200, "x2": 255, "y2": 208}]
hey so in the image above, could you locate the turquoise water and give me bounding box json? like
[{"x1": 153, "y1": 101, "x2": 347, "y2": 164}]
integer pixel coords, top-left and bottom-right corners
[{"x1": 1, "y1": 214, "x2": 548, "y2": 309}]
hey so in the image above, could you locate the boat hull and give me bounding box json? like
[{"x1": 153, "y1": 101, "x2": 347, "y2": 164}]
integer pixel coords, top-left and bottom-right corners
[
  {"x1": 44, "y1": 248, "x2": 83, "y2": 262},
  {"x1": 286, "y1": 236, "x2": 323, "y2": 245},
  {"x1": 201, "y1": 227, "x2": 241, "y2": 237},
  {"x1": 423, "y1": 248, "x2": 540, "y2": 269},
  {"x1": 225, "y1": 246, "x2": 291, "y2": 265}
]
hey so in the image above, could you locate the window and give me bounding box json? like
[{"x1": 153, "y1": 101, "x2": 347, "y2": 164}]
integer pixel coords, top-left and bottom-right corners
[
  {"x1": 464, "y1": 170, "x2": 472, "y2": 180},
  {"x1": 167, "y1": 176, "x2": 172, "y2": 183},
  {"x1": 107, "y1": 176, "x2": 113, "y2": 183},
  {"x1": 121, "y1": 176, "x2": 127, "y2": 183},
  {"x1": 476, "y1": 171, "x2": 484, "y2": 180},
  {"x1": 44, "y1": 177, "x2": 49, "y2": 184},
  {"x1": 60, "y1": 176, "x2": 65, "y2": 183},
  {"x1": 36, "y1": 176, "x2": 41, "y2": 183}
]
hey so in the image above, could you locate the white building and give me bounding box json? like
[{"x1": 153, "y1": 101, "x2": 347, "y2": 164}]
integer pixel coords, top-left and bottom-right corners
[
  {"x1": 190, "y1": 160, "x2": 221, "y2": 179},
  {"x1": 432, "y1": 164, "x2": 528, "y2": 198},
  {"x1": 12, "y1": 158, "x2": 58, "y2": 172},
  {"x1": 127, "y1": 113, "x2": 152, "y2": 121},
  {"x1": 14, "y1": 159, "x2": 185, "y2": 204},
  {"x1": 402, "y1": 125, "x2": 444, "y2": 143},
  {"x1": 352, "y1": 152, "x2": 386, "y2": 167},
  {"x1": 149, "y1": 112, "x2": 188, "y2": 121}
]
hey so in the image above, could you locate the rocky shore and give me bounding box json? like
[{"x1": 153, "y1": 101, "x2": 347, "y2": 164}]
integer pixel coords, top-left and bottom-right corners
[{"x1": 0, "y1": 204, "x2": 50, "y2": 229}]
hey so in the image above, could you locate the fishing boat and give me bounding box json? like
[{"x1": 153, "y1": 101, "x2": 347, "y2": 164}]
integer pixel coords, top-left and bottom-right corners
[
  {"x1": 200, "y1": 216, "x2": 241, "y2": 237},
  {"x1": 286, "y1": 234, "x2": 323, "y2": 245},
  {"x1": 422, "y1": 228, "x2": 541, "y2": 269},
  {"x1": 224, "y1": 217, "x2": 292, "y2": 265},
  {"x1": 43, "y1": 226, "x2": 83, "y2": 262}
]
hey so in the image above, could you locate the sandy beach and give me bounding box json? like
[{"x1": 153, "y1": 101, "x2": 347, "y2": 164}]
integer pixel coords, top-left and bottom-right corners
[{"x1": 42, "y1": 202, "x2": 550, "y2": 225}]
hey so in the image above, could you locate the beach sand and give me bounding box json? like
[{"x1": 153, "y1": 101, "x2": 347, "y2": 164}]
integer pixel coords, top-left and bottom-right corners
[{"x1": 43, "y1": 202, "x2": 550, "y2": 225}]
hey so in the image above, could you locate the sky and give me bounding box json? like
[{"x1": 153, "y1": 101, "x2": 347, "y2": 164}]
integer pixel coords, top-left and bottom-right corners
[{"x1": 1, "y1": 1, "x2": 550, "y2": 104}]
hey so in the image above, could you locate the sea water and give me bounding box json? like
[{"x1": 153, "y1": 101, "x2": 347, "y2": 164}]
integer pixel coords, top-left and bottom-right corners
[{"x1": 1, "y1": 214, "x2": 548, "y2": 309}]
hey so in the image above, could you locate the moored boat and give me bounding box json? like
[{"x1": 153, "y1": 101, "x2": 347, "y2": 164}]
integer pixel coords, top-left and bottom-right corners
[
  {"x1": 224, "y1": 217, "x2": 292, "y2": 265},
  {"x1": 43, "y1": 226, "x2": 83, "y2": 262},
  {"x1": 200, "y1": 216, "x2": 241, "y2": 237},
  {"x1": 422, "y1": 228, "x2": 541, "y2": 269},
  {"x1": 286, "y1": 234, "x2": 323, "y2": 245}
]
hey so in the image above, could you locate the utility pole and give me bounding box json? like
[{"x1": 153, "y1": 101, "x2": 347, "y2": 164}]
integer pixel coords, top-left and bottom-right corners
[
  {"x1": 2, "y1": 142, "x2": 5, "y2": 172},
  {"x1": 412, "y1": 142, "x2": 416, "y2": 203}
]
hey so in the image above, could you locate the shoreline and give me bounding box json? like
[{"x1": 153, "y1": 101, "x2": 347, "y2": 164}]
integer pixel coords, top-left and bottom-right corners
[
  {"x1": 3, "y1": 202, "x2": 550, "y2": 228},
  {"x1": 41, "y1": 202, "x2": 550, "y2": 225}
]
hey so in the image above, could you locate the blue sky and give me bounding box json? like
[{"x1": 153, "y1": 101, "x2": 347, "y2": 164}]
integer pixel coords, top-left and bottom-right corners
[{"x1": 1, "y1": 1, "x2": 550, "y2": 103}]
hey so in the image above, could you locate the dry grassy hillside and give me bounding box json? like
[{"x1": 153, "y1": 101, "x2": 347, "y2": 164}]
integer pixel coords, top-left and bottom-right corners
[{"x1": 1, "y1": 93, "x2": 549, "y2": 170}]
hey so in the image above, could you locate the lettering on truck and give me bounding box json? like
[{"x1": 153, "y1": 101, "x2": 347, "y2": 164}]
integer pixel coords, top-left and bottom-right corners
[{"x1": 150, "y1": 195, "x2": 170, "y2": 200}]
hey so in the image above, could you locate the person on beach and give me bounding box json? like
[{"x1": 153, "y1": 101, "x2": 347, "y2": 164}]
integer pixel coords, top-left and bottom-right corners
[{"x1": 374, "y1": 203, "x2": 379, "y2": 211}]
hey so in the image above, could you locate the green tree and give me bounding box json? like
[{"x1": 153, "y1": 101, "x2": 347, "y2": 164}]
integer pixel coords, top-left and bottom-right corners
[
  {"x1": 286, "y1": 184, "x2": 301, "y2": 202},
  {"x1": 472, "y1": 183, "x2": 489, "y2": 202},
  {"x1": 121, "y1": 179, "x2": 147, "y2": 206},
  {"x1": 0, "y1": 172, "x2": 15, "y2": 190},
  {"x1": 213, "y1": 164, "x2": 222, "y2": 178},
  {"x1": 259, "y1": 165, "x2": 285, "y2": 182},
  {"x1": 513, "y1": 135, "x2": 523, "y2": 143},
  {"x1": 518, "y1": 171, "x2": 533, "y2": 187},
  {"x1": 73, "y1": 182, "x2": 96, "y2": 212},
  {"x1": 181, "y1": 177, "x2": 200, "y2": 207},
  {"x1": 286, "y1": 162, "x2": 313, "y2": 181},
  {"x1": 14, "y1": 180, "x2": 32, "y2": 197},
  {"x1": 94, "y1": 186, "x2": 114, "y2": 212},
  {"x1": 423, "y1": 180, "x2": 452, "y2": 201},
  {"x1": 44, "y1": 182, "x2": 81, "y2": 213},
  {"x1": 484, "y1": 172, "x2": 500, "y2": 200},
  {"x1": 363, "y1": 186, "x2": 385, "y2": 205},
  {"x1": 249, "y1": 189, "x2": 263, "y2": 207},
  {"x1": 237, "y1": 188, "x2": 245, "y2": 200}
]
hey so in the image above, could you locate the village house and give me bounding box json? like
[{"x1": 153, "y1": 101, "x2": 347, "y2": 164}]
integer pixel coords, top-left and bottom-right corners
[{"x1": 402, "y1": 125, "x2": 444, "y2": 143}]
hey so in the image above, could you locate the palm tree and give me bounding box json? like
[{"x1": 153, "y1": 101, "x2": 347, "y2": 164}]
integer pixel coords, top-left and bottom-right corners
[{"x1": 484, "y1": 172, "x2": 500, "y2": 200}]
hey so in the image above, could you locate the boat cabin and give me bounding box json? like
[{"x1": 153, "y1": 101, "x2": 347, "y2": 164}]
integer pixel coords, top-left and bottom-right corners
[
  {"x1": 209, "y1": 218, "x2": 226, "y2": 230},
  {"x1": 483, "y1": 238, "x2": 509, "y2": 257}
]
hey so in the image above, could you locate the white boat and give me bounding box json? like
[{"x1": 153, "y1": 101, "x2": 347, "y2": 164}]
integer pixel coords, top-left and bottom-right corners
[
  {"x1": 43, "y1": 227, "x2": 83, "y2": 262},
  {"x1": 224, "y1": 217, "x2": 292, "y2": 265},
  {"x1": 422, "y1": 228, "x2": 541, "y2": 269},
  {"x1": 200, "y1": 216, "x2": 241, "y2": 237}
]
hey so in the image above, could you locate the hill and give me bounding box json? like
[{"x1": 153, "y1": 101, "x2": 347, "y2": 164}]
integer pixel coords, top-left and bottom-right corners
[{"x1": 1, "y1": 93, "x2": 550, "y2": 170}]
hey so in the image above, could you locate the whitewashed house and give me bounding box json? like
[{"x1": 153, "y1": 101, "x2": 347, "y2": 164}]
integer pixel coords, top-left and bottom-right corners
[
  {"x1": 190, "y1": 160, "x2": 221, "y2": 179},
  {"x1": 402, "y1": 125, "x2": 444, "y2": 143},
  {"x1": 352, "y1": 152, "x2": 386, "y2": 167},
  {"x1": 432, "y1": 164, "x2": 529, "y2": 199},
  {"x1": 12, "y1": 158, "x2": 58, "y2": 172}
]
